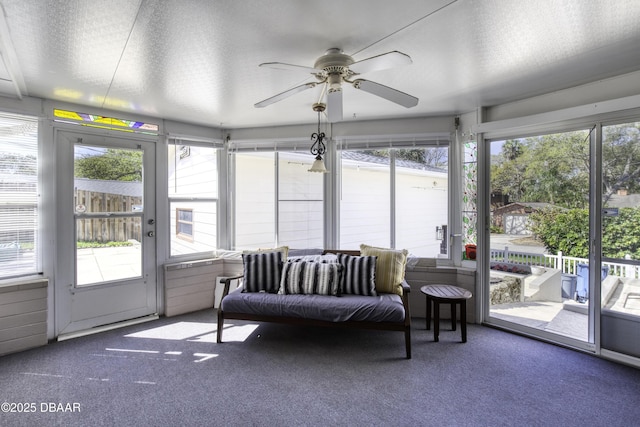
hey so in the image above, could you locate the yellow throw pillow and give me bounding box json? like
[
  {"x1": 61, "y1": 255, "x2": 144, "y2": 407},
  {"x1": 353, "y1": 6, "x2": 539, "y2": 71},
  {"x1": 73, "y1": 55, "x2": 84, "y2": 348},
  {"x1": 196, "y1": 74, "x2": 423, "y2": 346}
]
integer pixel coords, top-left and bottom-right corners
[{"x1": 360, "y1": 244, "x2": 408, "y2": 296}]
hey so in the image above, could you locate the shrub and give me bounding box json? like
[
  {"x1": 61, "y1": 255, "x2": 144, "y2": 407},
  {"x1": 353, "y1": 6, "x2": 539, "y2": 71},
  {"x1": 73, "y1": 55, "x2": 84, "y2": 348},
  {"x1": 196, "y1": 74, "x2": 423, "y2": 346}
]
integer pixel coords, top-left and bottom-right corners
[{"x1": 530, "y1": 207, "x2": 640, "y2": 259}]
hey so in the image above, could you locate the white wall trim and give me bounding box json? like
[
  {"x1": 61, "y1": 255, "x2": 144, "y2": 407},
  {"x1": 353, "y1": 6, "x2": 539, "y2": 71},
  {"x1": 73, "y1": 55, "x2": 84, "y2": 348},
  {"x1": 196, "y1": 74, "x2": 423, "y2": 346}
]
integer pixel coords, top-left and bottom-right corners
[{"x1": 474, "y1": 93, "x2": 640, "y2": 138}]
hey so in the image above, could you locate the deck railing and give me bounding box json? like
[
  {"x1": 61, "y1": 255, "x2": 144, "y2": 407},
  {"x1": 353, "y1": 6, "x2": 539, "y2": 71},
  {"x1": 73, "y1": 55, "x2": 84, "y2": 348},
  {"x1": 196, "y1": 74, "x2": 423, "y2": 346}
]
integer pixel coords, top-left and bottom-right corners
[{"x1": 490, "y1": 246, "x2": 640, "y2": 279}]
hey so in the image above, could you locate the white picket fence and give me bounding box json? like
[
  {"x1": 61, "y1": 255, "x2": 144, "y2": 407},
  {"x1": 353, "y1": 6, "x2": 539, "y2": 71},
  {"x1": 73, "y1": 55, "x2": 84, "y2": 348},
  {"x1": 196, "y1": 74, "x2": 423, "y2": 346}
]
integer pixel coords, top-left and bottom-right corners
[{"x1": 490, "y1": 246, "x2": 640, "y2": 279}]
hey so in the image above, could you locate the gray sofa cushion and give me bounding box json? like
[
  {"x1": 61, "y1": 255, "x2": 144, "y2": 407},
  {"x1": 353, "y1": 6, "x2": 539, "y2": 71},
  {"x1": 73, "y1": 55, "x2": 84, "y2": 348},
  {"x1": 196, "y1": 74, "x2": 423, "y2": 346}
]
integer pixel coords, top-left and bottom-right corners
[{"x1": 221, "y1": 285, "x2": 405, "y2": 323}]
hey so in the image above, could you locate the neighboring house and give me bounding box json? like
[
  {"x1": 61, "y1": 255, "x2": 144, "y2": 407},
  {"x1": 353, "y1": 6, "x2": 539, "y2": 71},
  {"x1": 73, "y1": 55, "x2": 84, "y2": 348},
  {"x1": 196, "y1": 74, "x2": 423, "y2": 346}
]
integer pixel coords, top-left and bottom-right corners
[
  {"x1": 492, "y1": 202, "x2": 554, "y2": 235},
  {"x1": 607, "y1": 190, "x2": 640, "y2": 208}
]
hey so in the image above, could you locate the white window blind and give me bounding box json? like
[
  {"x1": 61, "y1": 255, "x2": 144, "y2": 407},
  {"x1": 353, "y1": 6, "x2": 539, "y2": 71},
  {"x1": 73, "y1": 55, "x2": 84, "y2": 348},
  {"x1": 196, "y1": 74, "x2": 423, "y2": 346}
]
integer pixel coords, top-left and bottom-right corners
[
  {"x1": 335, "y1": 132, "x2": 450, "y2": 150},
  {"x1": 0, "y1": 112, "x2": 39, "y2": 279},
  {"x1": 228, "y1": 132, "x2": 451, "y2": 153}
]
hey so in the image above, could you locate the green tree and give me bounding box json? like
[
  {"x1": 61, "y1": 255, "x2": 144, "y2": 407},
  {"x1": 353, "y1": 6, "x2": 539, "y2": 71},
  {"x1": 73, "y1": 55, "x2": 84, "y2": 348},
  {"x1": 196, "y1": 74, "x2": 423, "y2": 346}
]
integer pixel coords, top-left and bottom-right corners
[
  {"x1": 491, "y1": 131, "x2": 590, "y2": 208},
  {"x1": 521, "y1": 132, "x2": 590, "y2": 208},
  {"x1": 492, "y1": 124, "x2": 640, "y2": 209},
  {"x1": 502, "y1": 139, "x2": 524, "y2": 161},
  {"x1": 362, "y1": 147, "x2": 448, "y2": 168},
  {"x1": 491, "y1": 139, "x2": 528, "y2": 202},
  {"x1": 75, "y1": 149, "x2": 142, "y2": 181},
  {"x1": 602, "y1": 123, "x2": 640, "y2": 203}
]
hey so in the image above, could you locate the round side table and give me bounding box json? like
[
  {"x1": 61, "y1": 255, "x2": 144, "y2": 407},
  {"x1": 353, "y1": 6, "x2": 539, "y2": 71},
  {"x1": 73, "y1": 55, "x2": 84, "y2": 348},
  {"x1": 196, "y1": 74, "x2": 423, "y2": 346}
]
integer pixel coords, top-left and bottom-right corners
[{"x1": 420, "y1": 284, "x2": 472, "y2": 342}]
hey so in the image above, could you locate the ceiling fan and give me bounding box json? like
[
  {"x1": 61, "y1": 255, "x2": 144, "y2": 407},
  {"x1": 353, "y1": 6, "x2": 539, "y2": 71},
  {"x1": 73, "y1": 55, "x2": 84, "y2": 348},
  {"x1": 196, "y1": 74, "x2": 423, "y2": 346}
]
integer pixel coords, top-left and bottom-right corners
[{"x1": 254, "y1": 48, "x2": 419, "y2": 122}]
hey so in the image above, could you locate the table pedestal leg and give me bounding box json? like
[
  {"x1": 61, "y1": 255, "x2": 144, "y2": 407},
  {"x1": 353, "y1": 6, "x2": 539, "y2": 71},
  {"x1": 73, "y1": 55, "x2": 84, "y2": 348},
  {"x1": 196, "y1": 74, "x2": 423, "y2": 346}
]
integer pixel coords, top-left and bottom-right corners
[
  {"x1": 461, "y1": 300, "x2": 467, "y2": 343},
  {"x1": 451, "y1": 302, "x2": 456, "y2": 331},
  {"x1": 433, "y1": 302, "x2": 440, "y2": 342},
  {"x1": 426, "y1": 296, "x2": 431, "y2": 330}
]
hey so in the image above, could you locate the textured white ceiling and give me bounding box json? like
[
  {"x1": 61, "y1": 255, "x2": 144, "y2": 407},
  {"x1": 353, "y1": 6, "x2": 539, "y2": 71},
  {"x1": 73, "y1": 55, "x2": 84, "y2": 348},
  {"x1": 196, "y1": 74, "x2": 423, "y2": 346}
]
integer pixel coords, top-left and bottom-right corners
[{"x1": 1, "y1": 0, "x2": 639, "y2": 129}]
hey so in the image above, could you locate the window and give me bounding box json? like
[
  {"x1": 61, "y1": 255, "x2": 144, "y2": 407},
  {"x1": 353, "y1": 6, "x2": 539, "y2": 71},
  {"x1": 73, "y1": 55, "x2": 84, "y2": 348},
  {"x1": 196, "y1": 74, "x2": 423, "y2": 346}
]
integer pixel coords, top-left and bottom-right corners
[
  {"x1": 339, "y1": 150, "x2": 390, "y2": 248},
  {"x1": 234, "y1": 152, "x2": 276, "y2": 249},
  {"x1": 230, "y1": 134, "x2": 448, "y2": 256},
  {"x1": 0, "y1": 112, "x2": 39, "y2": 279},
  {"x1": 395, "y1": 147, "x2": 449, "y2": 257},
  {"x1": 462, "y1": 140, "x2": 478, "y2": 259},
  {"x1": 168, "y1": 140, "x2": 219, "y2": 257},
  {"x1": 278, "y1": 152, "x2": 324, "y2": 248},
  {"x1": 339, "y1": 145, "x2": 449, "y2": 257},
  {"x1": 176, "y1": 208, "x2": 194, "y2": 241},
  {"x1": 233, "y1": 150, "x2": 324, "y2": 250}
]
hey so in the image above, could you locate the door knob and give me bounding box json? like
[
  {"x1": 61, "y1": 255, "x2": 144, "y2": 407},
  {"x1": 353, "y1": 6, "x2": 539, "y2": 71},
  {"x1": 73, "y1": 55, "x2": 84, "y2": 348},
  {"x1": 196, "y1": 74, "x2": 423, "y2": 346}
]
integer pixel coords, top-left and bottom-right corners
[{"x1": 147, "y1": 231, "x2": 155, "y2": 237}]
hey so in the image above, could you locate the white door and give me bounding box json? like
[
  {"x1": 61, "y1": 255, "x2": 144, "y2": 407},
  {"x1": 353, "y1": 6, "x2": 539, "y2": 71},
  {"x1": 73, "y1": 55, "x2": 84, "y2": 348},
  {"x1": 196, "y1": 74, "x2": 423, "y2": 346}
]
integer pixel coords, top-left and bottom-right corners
[{"x1": 55, "y1": 129, "x2": 157, "y2": 336}]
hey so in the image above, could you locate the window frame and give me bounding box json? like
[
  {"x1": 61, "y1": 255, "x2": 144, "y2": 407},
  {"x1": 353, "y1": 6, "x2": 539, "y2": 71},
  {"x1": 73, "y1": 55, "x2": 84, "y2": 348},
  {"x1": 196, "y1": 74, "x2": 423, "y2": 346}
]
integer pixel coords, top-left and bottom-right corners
[
  {"x1": 333, "y1": 137, "x2": 450, "y2": 262},
  {"x1": 228, "y1": 132, "x2": 452, "y2": 259},
  {"x1": 167, "y1": 137, "x2": 223, "y2": 259}
]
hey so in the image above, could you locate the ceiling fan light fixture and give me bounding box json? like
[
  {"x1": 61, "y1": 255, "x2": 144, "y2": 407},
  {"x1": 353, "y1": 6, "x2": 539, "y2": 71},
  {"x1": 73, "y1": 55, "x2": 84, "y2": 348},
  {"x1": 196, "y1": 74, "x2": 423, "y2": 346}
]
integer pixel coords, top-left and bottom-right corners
[
  {"x1": 308, "y1": 155, "x2": 328, "y2": 173},
  {"x1": 328, "y1": 73, "x2": 342, "y2": 90},
  {"x1": 309, "y1": 103, "x2": 329, "y2": 173}
]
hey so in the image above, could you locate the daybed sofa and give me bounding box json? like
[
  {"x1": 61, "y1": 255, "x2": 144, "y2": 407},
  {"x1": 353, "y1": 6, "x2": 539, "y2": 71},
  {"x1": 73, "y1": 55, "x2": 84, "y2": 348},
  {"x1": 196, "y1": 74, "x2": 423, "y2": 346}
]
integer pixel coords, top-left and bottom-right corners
[{"x1": 216, "y1": 246, "x2": 412, "y2": 359}]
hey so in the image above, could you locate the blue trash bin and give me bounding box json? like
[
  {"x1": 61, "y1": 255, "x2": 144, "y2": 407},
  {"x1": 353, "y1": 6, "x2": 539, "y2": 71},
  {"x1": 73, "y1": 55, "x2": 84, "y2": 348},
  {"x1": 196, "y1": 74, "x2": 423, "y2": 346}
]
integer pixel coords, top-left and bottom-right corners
[
  {"x1": 575, "y1": 263, "x2": 610, "y2": 303},
  {"x1": 561, "y1": 274, "x2": 577, "y2": 299}
]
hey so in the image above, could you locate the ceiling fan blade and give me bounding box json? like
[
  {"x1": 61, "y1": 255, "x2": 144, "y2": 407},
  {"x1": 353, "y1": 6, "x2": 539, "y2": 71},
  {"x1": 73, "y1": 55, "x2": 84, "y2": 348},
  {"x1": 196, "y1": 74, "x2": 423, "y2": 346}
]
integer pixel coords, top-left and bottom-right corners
[
  {"x1": 254, "y1": 82, "x2": 317, "y2": 108},
  {"x1": 327, "y1": 88, "x2": 343, "y2": 123},
  {"x1": 352, "y1": 79, "x2": 418, "y2": 108},
  {"x1": 349, "y1": 51, "x2": 412, "y2": 74},
  {"x1": 259, "y1": 62, "x2": 321, "y2": 74}
]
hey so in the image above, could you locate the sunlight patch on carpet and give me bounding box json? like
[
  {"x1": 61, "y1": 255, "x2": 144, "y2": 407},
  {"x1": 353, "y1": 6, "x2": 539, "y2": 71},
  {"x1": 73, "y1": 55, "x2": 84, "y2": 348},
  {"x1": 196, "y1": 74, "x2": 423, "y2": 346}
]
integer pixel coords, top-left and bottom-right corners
[
  {"x1": 124, "y1": 321, "x2": 259, "y2": 342},
  {"x1": 125, "y1": 322, "x2": 217, "y2": 340},
  {"x1": 188, "y1": 324, "x2": 260, "y2": 343}
]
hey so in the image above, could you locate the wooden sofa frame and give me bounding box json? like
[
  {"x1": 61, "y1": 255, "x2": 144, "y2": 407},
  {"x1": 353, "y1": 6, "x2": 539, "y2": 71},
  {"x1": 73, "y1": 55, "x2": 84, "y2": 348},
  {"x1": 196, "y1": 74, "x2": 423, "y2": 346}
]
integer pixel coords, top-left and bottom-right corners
[{"x1": 216, "y1": 250, "x2": 412, "y2": 359}]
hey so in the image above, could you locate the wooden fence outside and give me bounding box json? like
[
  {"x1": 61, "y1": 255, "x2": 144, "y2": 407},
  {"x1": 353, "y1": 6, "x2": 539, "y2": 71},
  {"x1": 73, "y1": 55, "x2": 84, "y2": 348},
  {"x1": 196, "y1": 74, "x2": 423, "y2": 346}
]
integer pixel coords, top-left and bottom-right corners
[{"x1": 75, "y1": 190, "x2": 142, "y2": 242}]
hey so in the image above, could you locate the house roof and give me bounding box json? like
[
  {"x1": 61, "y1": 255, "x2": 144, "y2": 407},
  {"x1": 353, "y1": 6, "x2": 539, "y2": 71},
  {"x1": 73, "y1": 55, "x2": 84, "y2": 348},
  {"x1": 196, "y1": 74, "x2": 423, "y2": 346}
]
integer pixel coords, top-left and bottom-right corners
[
  {"x1": 607, "y1": 193, "x2": 640, "y2": 208},
  {"x1": 492, "y1": 202, "x2": 555, "y2": 214},
  {"x1": 341, "y1": 151, "x2": 446, "y2": 173}
]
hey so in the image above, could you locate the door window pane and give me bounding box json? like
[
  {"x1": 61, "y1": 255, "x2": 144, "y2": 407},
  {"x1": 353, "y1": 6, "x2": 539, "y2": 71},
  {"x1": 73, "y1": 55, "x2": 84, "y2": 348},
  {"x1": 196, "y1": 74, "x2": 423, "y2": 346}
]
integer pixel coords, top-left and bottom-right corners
[
  {"x1": 600, "y1": 121, "x2": 640, "y2": 358},
  {"x1": 74, "y1": 145, "x2": 143, "y2": 285},
  {"x1": 489, "y1": 130, "x2": 590, "y2": 342},
  {"x1": 601, "y1": 122, "x2": 640, "y2": 265},
  {"x1": 74, "y1": 147, "x2": 143, "y2": 214}
]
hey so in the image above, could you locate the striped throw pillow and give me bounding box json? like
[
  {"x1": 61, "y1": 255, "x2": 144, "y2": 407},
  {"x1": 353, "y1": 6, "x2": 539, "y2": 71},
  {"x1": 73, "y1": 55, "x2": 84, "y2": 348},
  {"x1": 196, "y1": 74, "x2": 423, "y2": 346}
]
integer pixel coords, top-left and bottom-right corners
[
  {"x1": 279, "y1": 261, "x2": 343, "y2": 296},
  {"x1": 360, "y1": 244, "x2": 408, "y2": 296},
  {"x1": 337, "y1": 253, "x2": 377, "y2": 296},
  {"x1": 242, "y1": 251, "x2": 283, "y2": 293},
  {"x1": 287, "y1": 254, "x2": 338, "y2": 263}
]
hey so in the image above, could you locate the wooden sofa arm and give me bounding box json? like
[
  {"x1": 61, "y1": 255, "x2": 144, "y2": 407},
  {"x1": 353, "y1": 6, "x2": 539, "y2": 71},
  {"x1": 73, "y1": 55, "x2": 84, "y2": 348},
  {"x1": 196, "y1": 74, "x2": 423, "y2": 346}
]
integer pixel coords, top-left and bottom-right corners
[
  {"x1": 219, "y1": 275, "x2": 244, "y2": 301},
  {"x1": 401, "y1": 280, "x2": 411, "y2": 323}
]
